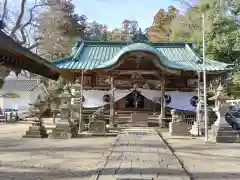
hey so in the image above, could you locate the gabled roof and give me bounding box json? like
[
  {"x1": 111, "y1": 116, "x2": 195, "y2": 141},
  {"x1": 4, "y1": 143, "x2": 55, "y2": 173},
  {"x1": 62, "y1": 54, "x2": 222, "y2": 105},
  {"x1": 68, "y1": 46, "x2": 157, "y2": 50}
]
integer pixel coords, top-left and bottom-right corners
[
  {"x1": 1, "y1": 79, "x2": 39, "y2": 91},
  {"x1": 0, "y1": 30, "x2": 60, "y2": 80},
  {"x1": 54, "y1": 40, "x2": 234, "y2": 72}
]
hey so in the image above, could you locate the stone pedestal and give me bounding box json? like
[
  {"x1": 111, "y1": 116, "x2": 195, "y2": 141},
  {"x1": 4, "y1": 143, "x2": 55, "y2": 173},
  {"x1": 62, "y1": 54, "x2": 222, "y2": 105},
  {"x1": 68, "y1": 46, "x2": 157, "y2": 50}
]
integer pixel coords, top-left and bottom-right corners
[
  {"x1": 190, "y1": 121, "x2": 204, "y2": 136},
  {"x1": 169, "y1": 122, "x2": 189, "y2": 136},
  {"x1": 22, "y1": 118, "x2": 48, "y2": 138},
  {"x1": 51, "y1": 122, "x2": 77, "y2": 139},
  {"x1": 131, "y1": 113, "x2": 148, "y2": 127},
  {"x1": 210, "y1": 105, "x2": 239, "y2": 143},
  {"x1": 88, "y1": 120, "x2": 106, "y2": 133}
]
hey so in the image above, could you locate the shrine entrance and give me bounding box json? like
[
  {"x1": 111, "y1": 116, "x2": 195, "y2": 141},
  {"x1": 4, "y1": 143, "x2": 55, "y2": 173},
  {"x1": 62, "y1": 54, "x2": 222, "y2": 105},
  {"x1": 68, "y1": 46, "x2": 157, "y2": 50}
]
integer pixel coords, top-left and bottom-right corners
[{"x1": 125, "y1": 90, "x2": 145, "y2": 108}]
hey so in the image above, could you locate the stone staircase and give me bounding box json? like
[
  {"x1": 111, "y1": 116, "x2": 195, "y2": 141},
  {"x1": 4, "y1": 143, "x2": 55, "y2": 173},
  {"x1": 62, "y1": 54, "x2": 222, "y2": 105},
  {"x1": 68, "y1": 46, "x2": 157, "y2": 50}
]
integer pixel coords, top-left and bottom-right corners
[{"x1": 82, "y1": 109, "x2": 162, "y2": 127}]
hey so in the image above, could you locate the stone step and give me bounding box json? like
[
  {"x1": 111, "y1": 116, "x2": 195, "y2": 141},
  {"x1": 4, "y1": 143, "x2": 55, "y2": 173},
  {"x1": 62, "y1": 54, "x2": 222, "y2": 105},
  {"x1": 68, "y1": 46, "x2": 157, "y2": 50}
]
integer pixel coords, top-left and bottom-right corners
[{"x1": 23, "y1": 130, "x2": 48, "y2": 138}]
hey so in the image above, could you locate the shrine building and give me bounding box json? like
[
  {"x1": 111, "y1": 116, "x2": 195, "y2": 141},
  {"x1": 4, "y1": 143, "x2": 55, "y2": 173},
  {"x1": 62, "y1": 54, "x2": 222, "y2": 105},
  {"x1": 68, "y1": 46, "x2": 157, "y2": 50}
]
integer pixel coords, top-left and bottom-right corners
[{"x1": 53, "y1": 40, "x2": 233, "y2": 126}]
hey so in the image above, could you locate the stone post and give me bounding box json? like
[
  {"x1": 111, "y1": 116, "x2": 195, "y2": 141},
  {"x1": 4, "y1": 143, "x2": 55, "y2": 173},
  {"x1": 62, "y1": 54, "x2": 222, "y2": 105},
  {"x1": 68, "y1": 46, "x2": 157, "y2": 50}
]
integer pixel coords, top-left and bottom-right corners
[
  {"x1": 71, "y1": 79, "x2": 85, "y2": 131},
  {"x1": 159, "y1": 77, "x2": 166, "y2": 127},
  {"x1": 109, "y1": 76, "x2": 115, "y2": 126},
  {"x1": 190, "y1": 73, "x2": 205, "y2": 136},
  {"x1": 51, "y1": 96, "x2": 60, "y2": 124}
]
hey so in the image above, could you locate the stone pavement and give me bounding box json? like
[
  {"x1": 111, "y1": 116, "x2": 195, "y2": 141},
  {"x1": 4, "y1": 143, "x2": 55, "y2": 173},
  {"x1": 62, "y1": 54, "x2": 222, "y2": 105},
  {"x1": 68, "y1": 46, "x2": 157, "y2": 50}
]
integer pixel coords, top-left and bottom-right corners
[
  {"x1": 95, "y1": 128, "x2": 190, "y2": 180},
  {"x1": 160, "y1": 130, "x2": 240, "y2": 180}
]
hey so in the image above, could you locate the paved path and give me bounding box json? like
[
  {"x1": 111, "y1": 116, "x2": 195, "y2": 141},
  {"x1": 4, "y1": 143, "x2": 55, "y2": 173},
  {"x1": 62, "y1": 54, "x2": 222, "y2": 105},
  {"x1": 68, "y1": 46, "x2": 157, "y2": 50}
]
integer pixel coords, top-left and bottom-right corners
[
  {"x1": 96, "y1": 128, "x2": 190, "y2": 180},
  {"x1": 161, "y1": 130, "x2": 240, "y2": 180}
]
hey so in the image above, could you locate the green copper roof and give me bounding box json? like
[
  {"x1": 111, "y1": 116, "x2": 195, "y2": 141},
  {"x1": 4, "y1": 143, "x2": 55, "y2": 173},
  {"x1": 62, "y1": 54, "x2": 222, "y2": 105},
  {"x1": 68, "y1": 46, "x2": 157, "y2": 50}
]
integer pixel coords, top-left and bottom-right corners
[{"x1": 54, "y1": 40, "x2": 233, "y2": 72}]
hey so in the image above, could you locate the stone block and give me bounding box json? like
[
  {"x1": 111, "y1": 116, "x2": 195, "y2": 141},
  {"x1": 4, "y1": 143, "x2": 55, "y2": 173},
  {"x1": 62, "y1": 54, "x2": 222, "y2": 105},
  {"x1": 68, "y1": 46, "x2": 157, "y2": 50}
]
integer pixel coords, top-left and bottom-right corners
[
  {"x1": 189, "y1": 121, "x2": 204, "y2": 136},
  {"x1": 88, "y1": 120, "x2": 106, "y2": 133},
  {"x1": 22, "y1": 125, "x2": 48, "y2": 138},
  {"x1": 51, "y1": 122, "x2": 77, "y2": 139},
  {"x1": 211, "y1": 124, "x2": 239, "y2": 143},
  {"x1": 131, "y1": 113, "x2": 148, "y2": 127},
  {"x1": 210, "y1": 104, "x2": 240, "y2": 143},
  {"x1": 169, "y1": 122, "x2": 189, "y2": 136}
]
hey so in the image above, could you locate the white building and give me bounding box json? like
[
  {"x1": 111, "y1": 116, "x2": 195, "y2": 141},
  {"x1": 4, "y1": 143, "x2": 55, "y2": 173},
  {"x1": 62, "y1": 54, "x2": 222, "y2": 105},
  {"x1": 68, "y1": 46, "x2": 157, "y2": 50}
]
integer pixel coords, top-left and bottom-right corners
[{"x1": 0, "y1": 72, "x2": 46, "y2": 110}]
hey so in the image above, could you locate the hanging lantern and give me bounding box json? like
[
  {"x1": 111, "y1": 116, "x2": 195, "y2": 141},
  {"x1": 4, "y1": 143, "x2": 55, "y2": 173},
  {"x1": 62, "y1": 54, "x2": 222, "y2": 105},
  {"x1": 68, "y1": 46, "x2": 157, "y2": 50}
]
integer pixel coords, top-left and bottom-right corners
[
  {"x1": 103, "y1": 94, "x2": 110, "y2": 102},
  {"x1": 190, "y1": 96, "x2": 198, "y2": 107}
]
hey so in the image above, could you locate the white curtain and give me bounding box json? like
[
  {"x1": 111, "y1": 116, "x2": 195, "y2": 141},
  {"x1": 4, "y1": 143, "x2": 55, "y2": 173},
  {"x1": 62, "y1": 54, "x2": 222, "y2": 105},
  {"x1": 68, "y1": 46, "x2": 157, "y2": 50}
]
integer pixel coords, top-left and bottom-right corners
[
  {"x1": 82, "y1": 89, "x2": 132, "y2": 108},
  {"x1": 166, "y1": 91, "x2": 197, "y2": 111},
  {"x1": 82, "y1": 89, "x2": 197, "y2": 111},
  {"x1": 137, "y1": 88, "x2": 160, "y2": 102},
  {"x1": 138, "y1": 88, "x2": 197, "y2": 111},
  {"x1": 114, "y1": 89, "x2": 132, "y2": 102},
  {"x1": 83, "y1": 90, "x2": 109, "y2": 108}
]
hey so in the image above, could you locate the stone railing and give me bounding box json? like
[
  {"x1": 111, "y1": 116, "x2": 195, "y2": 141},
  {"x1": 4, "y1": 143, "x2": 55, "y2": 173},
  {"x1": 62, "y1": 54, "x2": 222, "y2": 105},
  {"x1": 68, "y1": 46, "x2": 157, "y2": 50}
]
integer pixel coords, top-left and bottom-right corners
[{"x1": 89, "y1": 107, "x2": 105, "y2": 122}]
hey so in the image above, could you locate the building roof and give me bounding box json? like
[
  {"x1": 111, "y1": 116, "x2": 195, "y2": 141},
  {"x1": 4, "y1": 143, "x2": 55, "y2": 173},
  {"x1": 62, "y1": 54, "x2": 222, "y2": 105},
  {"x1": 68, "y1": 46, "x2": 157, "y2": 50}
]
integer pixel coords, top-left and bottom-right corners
[
  {"x1": 1, "y1": 79, "x2": 39, "y2": 91},
  {"x1": 0, "y1": 30, "x2": 60, "y2": 80},
  {"x1": 54, "y1": 40, "x2": 234, "y2": 73}
]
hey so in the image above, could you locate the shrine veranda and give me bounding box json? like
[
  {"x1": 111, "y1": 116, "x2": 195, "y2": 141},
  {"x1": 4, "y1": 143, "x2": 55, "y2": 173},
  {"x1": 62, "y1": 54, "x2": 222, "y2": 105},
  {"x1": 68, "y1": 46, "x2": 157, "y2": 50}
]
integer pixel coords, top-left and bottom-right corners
[{"x1": 52, "y1": 40, "x2": 233, "y2": 126}]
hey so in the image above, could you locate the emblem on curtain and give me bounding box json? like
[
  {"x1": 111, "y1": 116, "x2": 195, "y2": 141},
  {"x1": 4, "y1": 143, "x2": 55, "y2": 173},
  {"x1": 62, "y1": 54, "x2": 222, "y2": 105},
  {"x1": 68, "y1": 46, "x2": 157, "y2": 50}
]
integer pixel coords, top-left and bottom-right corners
[
  {"x1": 164, "y1": 95, "x2": 171, "y2": 105},
  {"x1": 190, "y1": 96, "x2": 198, "y2": 107},
  {"x1": 103, "y1": 94, "x2": 110, "y2": 102},
  {"x1": 155, "y1": 95, "x2": 171, "y2": 105}
]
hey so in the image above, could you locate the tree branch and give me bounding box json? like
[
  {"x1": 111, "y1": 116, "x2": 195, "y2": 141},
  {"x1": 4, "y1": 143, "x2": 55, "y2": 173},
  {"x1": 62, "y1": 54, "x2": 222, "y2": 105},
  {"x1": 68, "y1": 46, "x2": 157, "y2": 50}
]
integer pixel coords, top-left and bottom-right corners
[
  {"x1": 1, "y1": 0, "x2": 8, "y2": 20},
  {"x1": 9, "y1": 0, "x2": 27, "y2": 40},
  {"x1": 28, "y1": 42, "x2": 39, "y2": 50},
  {"x1": 19, "y1": 2, "x2": 51, "y2": 46}
]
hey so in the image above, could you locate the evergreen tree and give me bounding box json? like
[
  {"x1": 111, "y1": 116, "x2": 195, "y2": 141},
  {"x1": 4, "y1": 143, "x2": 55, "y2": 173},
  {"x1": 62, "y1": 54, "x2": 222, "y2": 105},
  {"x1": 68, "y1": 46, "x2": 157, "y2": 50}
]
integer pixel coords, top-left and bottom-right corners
[{"x1": 171, "y1": 0, "x2": 240, "y2": 62}]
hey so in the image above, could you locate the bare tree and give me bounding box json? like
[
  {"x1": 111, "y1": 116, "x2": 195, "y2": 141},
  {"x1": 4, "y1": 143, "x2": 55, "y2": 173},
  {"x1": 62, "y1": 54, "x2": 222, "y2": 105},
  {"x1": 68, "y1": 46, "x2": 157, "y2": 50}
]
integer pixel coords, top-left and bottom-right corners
[{"x1": 0, "y1": 0, "x2": 53, "y2": 78}]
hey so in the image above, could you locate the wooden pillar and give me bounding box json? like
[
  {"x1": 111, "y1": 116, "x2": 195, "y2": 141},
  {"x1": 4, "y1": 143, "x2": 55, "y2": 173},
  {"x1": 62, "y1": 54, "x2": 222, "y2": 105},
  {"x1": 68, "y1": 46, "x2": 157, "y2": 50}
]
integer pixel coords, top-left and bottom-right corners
[
  {"x1": 109, "y1": 76, "x2": 115, "y2": 126},
  {"x1": 160, "y1": 77, "x2": 166, "y2": 127}
]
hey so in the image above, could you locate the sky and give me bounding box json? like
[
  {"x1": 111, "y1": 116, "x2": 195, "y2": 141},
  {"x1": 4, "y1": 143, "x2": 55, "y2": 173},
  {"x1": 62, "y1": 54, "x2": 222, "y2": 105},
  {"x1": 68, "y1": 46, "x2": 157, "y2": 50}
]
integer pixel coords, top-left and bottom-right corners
[{"x1": 72, "y1": 0, "x2": 184, "y2": 30}]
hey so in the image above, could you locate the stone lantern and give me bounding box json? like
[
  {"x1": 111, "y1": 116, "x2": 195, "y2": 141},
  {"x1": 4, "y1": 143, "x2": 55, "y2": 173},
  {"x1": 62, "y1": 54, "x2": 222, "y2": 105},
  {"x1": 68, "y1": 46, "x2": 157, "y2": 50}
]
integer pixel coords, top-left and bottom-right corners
[
  {"x1": 48, "y1": 82, "x2": 61, "y2": 124},
  {"x1": 71, "y1": 79, "x2": 85, "y2": 131},
  {"x1": 209, "y1": 84, "x2": 239, "y2": 143},
  {"x1": 51, "y1": 86, "x2": 77, "y2": 139},
  {"x1": 22, "y1": 95, "x2": 47, "y2": 138}
]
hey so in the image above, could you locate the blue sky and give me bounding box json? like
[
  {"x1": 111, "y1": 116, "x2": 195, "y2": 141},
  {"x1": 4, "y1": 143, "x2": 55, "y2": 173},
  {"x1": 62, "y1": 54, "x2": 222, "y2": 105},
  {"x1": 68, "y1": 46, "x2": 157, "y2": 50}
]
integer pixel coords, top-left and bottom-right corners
[{"x1": 72, "y1": 0, "x2": 184, "y2": 30}]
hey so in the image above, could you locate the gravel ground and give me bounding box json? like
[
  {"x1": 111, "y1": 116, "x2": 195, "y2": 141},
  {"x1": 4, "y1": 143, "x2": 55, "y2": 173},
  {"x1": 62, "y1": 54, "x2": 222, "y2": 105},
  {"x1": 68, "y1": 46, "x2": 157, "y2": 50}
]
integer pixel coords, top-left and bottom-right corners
[
  {"x1": 161, "y1": 130, "x2": 240, "y2": 180},
  {"x1": 0, "y1": 123, "x2": 115, "y2": 180}
]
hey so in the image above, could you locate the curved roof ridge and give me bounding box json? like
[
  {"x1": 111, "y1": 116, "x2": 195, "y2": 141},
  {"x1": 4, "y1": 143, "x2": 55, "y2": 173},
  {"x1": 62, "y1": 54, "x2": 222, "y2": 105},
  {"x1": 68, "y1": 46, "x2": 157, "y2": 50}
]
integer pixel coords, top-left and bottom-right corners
[{"x1": 95, "y1": 42, "x2": 188, "y2": 70}]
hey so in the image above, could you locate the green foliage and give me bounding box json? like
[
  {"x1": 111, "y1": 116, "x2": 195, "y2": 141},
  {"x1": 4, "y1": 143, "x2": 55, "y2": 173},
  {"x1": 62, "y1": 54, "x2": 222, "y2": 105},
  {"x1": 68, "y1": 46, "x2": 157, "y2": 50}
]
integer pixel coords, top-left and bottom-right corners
[
  {"x1": 232, "y1": 71, "x2": 240, "y2": 86},
  {"x1": 171, "y1": 0, "x2": 240, "y2": 63}
]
